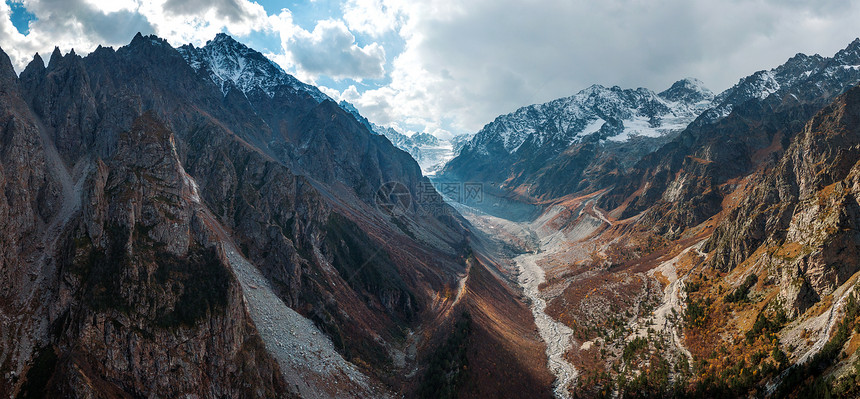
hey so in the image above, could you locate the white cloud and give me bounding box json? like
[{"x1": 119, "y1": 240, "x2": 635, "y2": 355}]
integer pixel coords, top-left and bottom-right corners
[
  {"x1": 0, "y1": 0, "x2": 387, "y2": 86},
  {"x1": 342, "y1": 0, "x2": 405, "y2": 37},
  {"x1": 281, "y1": 18, "x2": 385, "y2": 80},
  {"x1": 317, "y1": 85, "x2": 342, "y2": 99},
  {"x1": 340, "y1": 0, "x2": 860, "y2": 138},
  {"x1": 139, "y1": 0, "x2": 271, "y2": 45},
  {"x1": 0, "y1": 0, "x2": 155, "y2": 70},
  {"x1": 0, "y1": 0, "x2": 277, "y2": 70},
  {"x1": 81, "y1": 0, "x2": 137, "y2": 13}
]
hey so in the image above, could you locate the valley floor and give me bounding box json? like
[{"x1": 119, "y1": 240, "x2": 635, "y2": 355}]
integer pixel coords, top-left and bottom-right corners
[
  {"x1": 458, "y1": 205, "x2": 579, "y2": 397},
  {"x1": 460, "y1": 206, "x2": 578, "y2": 398},
  {"x1": 451, "y1": 194, "x2": 698, "y2": 397}
]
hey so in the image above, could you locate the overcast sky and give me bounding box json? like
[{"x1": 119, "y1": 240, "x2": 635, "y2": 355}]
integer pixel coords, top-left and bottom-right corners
[{"x1": 2, "y1": 0, "x2": 859, "y2": 139}]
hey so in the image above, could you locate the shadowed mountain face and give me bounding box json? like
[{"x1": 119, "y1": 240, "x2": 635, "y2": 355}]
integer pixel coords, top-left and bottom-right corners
[{"x1": 0, "y1": 33, "x2": 556, "y2": 398}]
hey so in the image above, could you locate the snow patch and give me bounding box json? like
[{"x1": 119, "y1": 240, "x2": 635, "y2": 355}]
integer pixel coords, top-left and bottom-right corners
[{"x1": 579, "y1": 118, "x2": 605, "y2": 137}]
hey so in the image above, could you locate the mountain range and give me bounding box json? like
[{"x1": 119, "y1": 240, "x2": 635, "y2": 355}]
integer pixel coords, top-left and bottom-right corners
[
  {"x1": 0, "y1": 33, "x2": 554, "y2": 398},
  {"x1": 444, "y1": 40, "x2": 860, "y2": 201},
  {"x1": 2, "y1": 30, "x2": 860, "y2": 399}
]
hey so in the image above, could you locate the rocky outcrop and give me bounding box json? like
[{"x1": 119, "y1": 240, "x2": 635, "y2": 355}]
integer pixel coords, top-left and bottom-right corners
[
  {"x1": 40, "y1": 113, "x2": 290, "y2": 397},
  {"x1": 704, "y1": 85, "x2": 860, "y2": 315},
  {"x1": 0, "y1": 45, "x2": 61, "y2": 399}
]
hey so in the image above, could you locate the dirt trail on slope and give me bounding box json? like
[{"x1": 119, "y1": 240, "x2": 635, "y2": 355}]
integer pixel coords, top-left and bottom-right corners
[{"x1": 629, "y1": 243, "x2": 701, "y2": 367}]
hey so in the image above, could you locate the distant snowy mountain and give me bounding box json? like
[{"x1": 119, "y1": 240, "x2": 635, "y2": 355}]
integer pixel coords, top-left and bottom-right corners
[
  {"x1": 450, "y1": 133, "x2": 473, "y2": 155},
  {"x1": 458, "y1": 78, "x2": 714, "y2": 160},
  {"x1": 178, "y1": 33, "x2": 329, "y2": 102}
]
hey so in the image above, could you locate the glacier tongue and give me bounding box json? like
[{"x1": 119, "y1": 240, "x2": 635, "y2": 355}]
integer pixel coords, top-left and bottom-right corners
[{"x1": 337, "y1": 100, "x2": 471, "y2": 176}]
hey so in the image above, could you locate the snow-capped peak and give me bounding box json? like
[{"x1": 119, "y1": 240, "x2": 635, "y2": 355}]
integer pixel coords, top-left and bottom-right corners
[
  {"x1": 178, "y1": 33, "x2": 329, "y2": 102},
  {"x1": 462, "y1": 80, "x2": 713, "y2": 155},
  {"x1": 659, "y1": 78, "x2": 714, "y2": 104},
  {"x1": 834, "y1": 38, "x2": 860, "y2": 65}
]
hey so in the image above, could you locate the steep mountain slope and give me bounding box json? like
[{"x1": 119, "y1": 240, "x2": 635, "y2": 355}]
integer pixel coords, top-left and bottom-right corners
[
  {"x1": 50, "y1": 113, "x2": 293, "y2": 398},
  {"x1": 0, "y1": 33, "x2": 553, "y2": 398},
  {"x1": 674, "y1": 83, "x2": 860, "y2": 397},
  {"x1": 705, "y1": 84, "x2": 860, "y2": 314},
  {"x1": 0, "y1": 44, "x2": 68, "y2": 398}
]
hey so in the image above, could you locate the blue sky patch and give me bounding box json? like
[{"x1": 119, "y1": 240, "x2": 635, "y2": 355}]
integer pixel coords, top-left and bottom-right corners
[{"x1": 6, "y1": 0, "x2": 35, "y2": 35}]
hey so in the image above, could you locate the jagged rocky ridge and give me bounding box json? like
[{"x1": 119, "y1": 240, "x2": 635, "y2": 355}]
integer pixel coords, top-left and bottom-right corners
[{"x1": 0, "y1": 33, "x2": 555, "y2": 398}]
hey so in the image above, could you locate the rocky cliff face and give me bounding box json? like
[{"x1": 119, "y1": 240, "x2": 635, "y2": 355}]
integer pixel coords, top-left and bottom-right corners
[
  {"x1": 0, "y1": 32, "x2": 543, "y2": 398},
  {"x1": 704, "y1": 85, "x2": 860, "y2": 316},
  {"x1": 0, "y1": 44, "x2": 60, "y2": 398},
  {"x1": 44, "y1": 113, "x2": 289, "y2": 398},
  {"x1": 643, "y1": 82, "x2": 860, "y2": 398}
]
